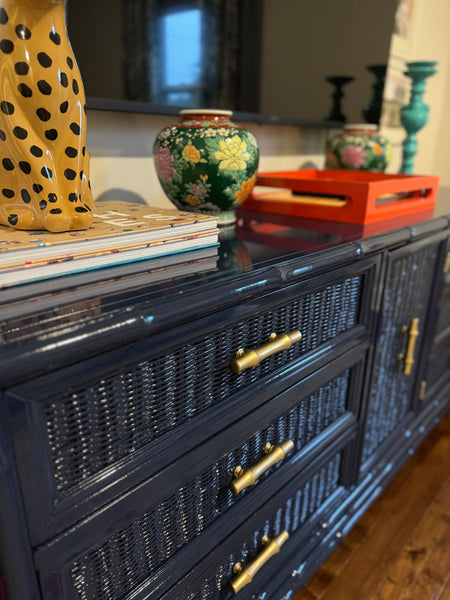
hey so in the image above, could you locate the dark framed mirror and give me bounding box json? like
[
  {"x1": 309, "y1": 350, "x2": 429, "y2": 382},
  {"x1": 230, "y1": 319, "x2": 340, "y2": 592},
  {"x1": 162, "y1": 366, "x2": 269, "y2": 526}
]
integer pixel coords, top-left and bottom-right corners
[{"x1": 67, "y1": 0, "x2": 398, "y2": 124}]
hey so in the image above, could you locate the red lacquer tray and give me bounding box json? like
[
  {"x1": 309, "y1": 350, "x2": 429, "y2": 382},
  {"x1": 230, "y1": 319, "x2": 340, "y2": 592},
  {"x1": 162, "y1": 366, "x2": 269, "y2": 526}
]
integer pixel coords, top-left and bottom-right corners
[{"x1": 242, "y1": 169, "x2": 439, "y2": 224}]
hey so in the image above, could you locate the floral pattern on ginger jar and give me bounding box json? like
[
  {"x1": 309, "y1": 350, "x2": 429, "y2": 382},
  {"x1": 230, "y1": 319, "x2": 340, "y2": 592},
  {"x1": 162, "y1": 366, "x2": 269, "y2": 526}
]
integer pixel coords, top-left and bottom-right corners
[
  {"x1": 153, "y1": 109, "x2": 259, "y2": 225},
  {"x1": 326, "y1": 124, "x2": 391, "y2": 172}
]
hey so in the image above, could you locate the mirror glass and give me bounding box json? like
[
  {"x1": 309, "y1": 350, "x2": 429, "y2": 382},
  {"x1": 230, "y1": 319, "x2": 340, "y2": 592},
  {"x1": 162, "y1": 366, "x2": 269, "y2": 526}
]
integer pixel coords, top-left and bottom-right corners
[{"x1": 67, "y1": 0, "x2": 398, "y2": 124}]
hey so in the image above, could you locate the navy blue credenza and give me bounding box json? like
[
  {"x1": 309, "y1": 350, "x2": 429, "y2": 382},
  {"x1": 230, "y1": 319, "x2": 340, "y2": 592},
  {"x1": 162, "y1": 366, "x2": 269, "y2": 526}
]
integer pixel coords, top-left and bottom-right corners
[{"x1": 0, "y1": 211, "x2": 449, "y2": 600}]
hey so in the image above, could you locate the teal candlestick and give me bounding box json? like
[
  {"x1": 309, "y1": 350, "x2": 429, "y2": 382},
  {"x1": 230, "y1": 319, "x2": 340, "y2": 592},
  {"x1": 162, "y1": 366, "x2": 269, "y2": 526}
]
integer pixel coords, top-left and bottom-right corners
[{"x1": 400, "y1": 61, "x2": 437, "y2": 174}]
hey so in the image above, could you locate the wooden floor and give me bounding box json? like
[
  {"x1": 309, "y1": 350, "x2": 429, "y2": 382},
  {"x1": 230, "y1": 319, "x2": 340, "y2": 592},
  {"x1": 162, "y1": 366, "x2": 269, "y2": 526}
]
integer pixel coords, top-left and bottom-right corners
[{"x1": 294, "y1": 408, "x2": 450, "y2": 600}]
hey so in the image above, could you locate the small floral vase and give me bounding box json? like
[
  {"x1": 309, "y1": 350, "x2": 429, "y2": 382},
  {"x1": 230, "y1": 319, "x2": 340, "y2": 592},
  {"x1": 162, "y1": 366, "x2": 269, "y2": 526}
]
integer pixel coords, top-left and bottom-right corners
[
  {"x1": 326, "y1": 124, "x2": 391, "y2": 172},
  {"x1": 153, "y1": 109, "x2": 259, "y2": 225}
]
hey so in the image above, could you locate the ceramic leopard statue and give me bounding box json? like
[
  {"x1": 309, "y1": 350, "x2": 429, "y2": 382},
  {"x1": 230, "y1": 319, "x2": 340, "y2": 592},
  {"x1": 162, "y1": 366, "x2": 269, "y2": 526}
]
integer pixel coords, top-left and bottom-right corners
[{"x1": 0, "y1": 0, "x2": 93, "y2": 231}]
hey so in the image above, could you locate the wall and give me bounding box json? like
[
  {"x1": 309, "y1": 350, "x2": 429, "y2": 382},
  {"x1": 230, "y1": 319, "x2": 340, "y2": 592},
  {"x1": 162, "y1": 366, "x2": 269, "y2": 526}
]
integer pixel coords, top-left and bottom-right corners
[
  {"x1": 380, "y1": 0, "x2": 450, "y2": 186},
  {"x1": 86, "y1": 110, "x2": 328, "y2": 208},
  {"x1": 84, "y1": 0, "x2": 449, "y2": 207},
  {"x1": 409, "y1": 0, "x2": 450, "y2": 185}
]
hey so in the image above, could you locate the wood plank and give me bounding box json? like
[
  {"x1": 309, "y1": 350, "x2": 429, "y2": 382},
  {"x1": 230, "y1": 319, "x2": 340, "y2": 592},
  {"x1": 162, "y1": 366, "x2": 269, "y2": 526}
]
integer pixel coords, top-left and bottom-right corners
[
  {"x1": 375, "y1": 475, "x2": 450, "y2": 599},
  {"x1": 439, "y1": 575, "x2": 450, "y2": 600},
  {"x1": 294, "y1": 411, "x2": 450, "y2": 600},
  {"x1": 298, "y1": 520, "x2": 379, "y2": 598}
]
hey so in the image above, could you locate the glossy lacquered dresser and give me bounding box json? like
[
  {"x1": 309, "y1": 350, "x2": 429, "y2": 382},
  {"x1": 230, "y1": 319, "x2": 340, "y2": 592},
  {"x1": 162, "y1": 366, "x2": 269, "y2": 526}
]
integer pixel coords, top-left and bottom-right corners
[{"x1": 0, "y1": 210, "x2": 449, "y2": 600}]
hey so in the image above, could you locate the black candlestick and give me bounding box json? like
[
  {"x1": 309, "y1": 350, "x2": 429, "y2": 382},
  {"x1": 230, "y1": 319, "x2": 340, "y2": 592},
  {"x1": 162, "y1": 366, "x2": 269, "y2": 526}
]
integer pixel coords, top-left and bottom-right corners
[
  {"x1": 362, "y1": 64, "x2": 387, "y2": 124},
  {"x1": 324, "y1": 76, "x2": 354, "y2": 122}
]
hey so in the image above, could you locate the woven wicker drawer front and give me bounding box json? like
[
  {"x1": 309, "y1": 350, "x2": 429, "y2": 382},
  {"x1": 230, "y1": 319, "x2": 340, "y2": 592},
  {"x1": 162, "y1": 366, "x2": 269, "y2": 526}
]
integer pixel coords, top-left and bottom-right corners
[
  {"x1": 67, "y1": 373, "x2": 351, "y2": 600},
  {"x1": 174, "y1": 454, "x2": 342, "y2": 600},
  {"x1": 45, "y1": 275, "x2": 362, "y2": 497},
  {"x1": 362, "y1": 242, "x2": 439, "y2": 461}
]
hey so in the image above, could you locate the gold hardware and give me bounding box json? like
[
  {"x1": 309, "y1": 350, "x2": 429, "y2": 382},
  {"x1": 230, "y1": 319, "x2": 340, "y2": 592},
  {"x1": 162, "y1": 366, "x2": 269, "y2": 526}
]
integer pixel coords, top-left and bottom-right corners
[
  {"x1": 397, "y1": 318, "x2": 420, "y2": 375},
  {"x1": 444, "y1": 251, "x2": 450, "y2": 274},
  {"x1": 230, "y1": 439, "x2": 294, "y2": 495},
  {"x1": 230, "y1": 531, "x2": 289, "y2": 594},
  {"x1": 233, "y1": 465, "x2": 244, "y2": 478},
  {"x1": 231, "y1": 330, "x2": 302, "y2": 373},
  {"x1": 419, "y1": 380, "x2": 427, "y2": 400}
]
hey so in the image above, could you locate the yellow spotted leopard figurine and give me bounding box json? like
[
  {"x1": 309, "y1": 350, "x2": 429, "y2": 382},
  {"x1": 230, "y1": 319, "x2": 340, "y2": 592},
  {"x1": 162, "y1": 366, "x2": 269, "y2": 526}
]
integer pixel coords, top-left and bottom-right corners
[{"x1": 0, "y1": 0, "x2": 93, "y2": 231}]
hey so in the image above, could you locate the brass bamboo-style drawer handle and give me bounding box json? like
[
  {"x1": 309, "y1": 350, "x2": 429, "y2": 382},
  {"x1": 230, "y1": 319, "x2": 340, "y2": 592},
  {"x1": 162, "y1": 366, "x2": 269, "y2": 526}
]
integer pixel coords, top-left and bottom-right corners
[
  {"x1": 397, "y1": 317, "x2": 420, "y2": 375},
  {"x1": 230, "y1": 531, "x2": 289, "y2": 594},
  {"x1": 230, "y1": 439, "x2": 294, "y2": 495},
  {"x1": 230, "y1": 330, "x2": 302, "y2": 373}
]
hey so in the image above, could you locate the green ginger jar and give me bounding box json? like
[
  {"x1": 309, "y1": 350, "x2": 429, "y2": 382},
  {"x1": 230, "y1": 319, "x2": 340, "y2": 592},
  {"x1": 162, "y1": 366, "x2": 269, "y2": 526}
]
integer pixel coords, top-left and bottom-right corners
[
  {"x1": 326, "y1": 124, "x2": 391, "y2": 172},
  {"x1": 153, "y1": 109, "x2": 259, "y2": 225}
]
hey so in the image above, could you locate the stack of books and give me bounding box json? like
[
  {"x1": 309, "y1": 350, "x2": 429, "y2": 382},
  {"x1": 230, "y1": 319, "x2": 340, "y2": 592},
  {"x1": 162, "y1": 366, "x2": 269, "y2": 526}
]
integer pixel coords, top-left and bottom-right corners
[{"x1": 0, "y1": 201, "x2": 219, "y2": 288}]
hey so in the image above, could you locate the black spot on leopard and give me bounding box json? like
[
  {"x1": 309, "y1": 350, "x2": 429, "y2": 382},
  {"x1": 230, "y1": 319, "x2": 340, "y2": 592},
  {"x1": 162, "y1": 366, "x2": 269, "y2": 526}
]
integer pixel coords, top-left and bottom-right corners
[
  {"x1": 49, "y1": 30, "x2": 61, "y2": 45},
  {"x1": 45, "y1": 128, "x2": 58, "y2": 141},
  {"x1": 70, "y1": 122, "x2": 80, "y2": 135},
  {"x1": 30, "y1": 145, "x2": 43, "y2": 157},
  {"x1": 13, "y1": 126, "x2": 28, "y2": 139},
  {"x1": 1, "y1": 101, "x2": 14, "y2": 115},
  {"x1": 2, "y1": 158, "x2": 14, "y2": 170},
  {"x1": 18, "y1": 83, "x2": 32, "y2": 97},
  {"x1": 14, "y1": 61, "x2": 29, "y2": 75},
  {"x1": 2, "y1": 188, "x2": 15, "y2": 198},
  {"x1": 37, "y1": 52, "x2": 52, "y2": 68},
  {"x1": 65, "y1": 146, "x2": 77, "y2": 158},
  {"x1": 19, "y1": 161, "x2": 31, "y2": 174},
  {"x1": 0, "y1": 8, "x2": 8, "y2": 24},
  {"x1": 21, "y1": 189, "x2": 31, "y2": 203},
  {"x1": 2, "y1": 158, "x2": 14, "y2": 171},
  {"x1": 15, "y1": 24, "x2": 31, "y2": 40},
  {"x1": 37, "y1": 80, "x2": 52, "y2": 95},
  {"x1": 36, "y1": 107, "x2": 51, "y2": 122},
  {"x1": 41, "y1": 166, "x2": 53, "y2": 179},
  {"x1": 0, "y1": 39, "x2": 14, "y2": 53}
]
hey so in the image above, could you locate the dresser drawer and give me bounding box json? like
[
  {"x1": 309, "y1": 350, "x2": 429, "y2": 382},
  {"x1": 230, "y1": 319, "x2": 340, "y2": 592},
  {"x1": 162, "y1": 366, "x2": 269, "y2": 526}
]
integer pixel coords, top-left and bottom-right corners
[
  {"x1": 34, "y1": 347, "x2": 364, "y2": 600},
  {"x1": 5, "y1": 260, "x2": 375, "y2": 544},
  {"x1": 157, "y1": 444, "x2": 351, "y2": 600}
]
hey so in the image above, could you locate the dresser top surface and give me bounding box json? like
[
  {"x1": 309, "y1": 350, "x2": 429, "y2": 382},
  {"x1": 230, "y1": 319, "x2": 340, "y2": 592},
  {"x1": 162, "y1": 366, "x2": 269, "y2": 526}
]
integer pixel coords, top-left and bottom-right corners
[{"x1": 0, "y1": 208, "x2": 448, "y2": 341}]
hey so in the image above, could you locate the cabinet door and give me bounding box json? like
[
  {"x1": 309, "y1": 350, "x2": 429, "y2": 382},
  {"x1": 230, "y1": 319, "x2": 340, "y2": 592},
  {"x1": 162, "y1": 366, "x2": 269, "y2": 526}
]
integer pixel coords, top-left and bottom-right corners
[
  {"x1": 420, "y1": 239, "x2": 450, "y2": 403},
  {"x1": 361, "y1": 236, "x2": 443, "y2": 468}
]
